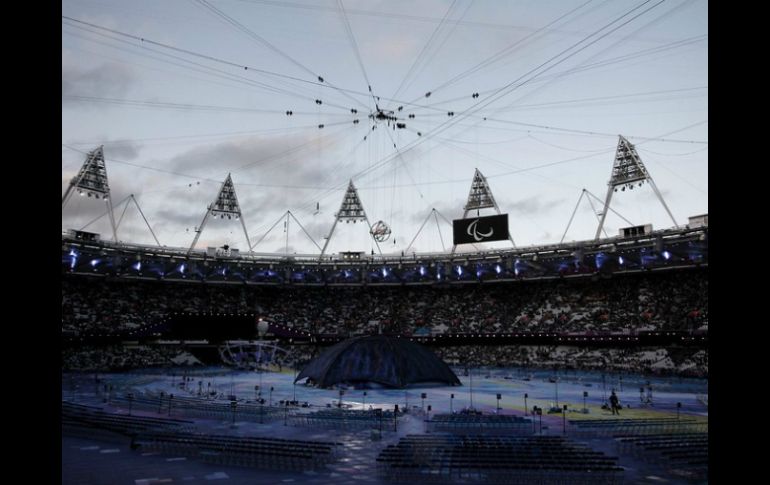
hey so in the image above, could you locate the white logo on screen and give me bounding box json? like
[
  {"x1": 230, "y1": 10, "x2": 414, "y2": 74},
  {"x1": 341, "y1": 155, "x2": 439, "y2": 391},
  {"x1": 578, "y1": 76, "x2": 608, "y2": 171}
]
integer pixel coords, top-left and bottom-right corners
[{"x1": 467, "y1": 219, "x2": 494, "y2": 241}]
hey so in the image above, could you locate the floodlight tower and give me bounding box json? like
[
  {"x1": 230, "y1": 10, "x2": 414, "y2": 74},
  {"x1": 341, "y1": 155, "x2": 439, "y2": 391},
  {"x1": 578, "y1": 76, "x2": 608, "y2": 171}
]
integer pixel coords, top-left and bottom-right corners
[
  {"x1": 594, "y1": 136, "x2": 678, "y2": 240},
  {"x1": 188, "y1": 174, "x2": 252, "y2": 254},
  {"x1": 319, "y1": 180, "x2": 381, "y2": 258},
  {"x1": 62, "y1": 146, "x2": 118, "y2": 241},
  {"x1": 451, "y1": 169, "x2": 515, "y2": 254}
]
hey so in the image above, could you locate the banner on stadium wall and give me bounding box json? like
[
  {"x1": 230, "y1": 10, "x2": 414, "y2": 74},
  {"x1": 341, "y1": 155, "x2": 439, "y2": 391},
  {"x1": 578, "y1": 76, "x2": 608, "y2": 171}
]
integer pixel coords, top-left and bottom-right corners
[{"x1": 453, "y1": 214, "x2": 509, "y2": 244}]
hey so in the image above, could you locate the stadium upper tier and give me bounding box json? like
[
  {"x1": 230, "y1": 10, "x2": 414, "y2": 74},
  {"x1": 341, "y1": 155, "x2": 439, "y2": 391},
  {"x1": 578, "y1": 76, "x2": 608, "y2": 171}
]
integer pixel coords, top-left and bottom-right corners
[
  {"x1": 62, "y1": 225, "x2": 707, "y2": 285},
  {"x1": 62, "y1": 265, "x2": 707, "y2": 341}
]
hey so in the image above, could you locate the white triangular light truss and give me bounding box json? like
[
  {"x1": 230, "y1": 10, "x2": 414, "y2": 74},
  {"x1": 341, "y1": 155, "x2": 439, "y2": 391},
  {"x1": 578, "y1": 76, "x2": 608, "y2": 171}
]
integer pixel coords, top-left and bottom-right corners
[
  {"x1": 464, "y1": 168, "x2": 497, "y2": 211},
  {"x1": 594, "y1": 135, "x2": 678, "y2": 240},
  {"x1": 188, "y1": 173, "x2": 252, "y2": 253},
  {"x1": 64, "y1": 146, "x2": 111, "y2": 201},
  {"x1": 336, "y1": 180, "x2": 367, "y2": 221},
  {"x1": 320, "y1": 180, "x2": 380, "y2": 257},
  {"x1": 609, "y1": 136, "x2": 649, "y2": 188},
  {"x1": 62, "y1": 145, "x2": 118, "y2": 241},
  {"x1": 210, "y1": 174, "x2": 242, "y2": 218},
  {"x1": 452, "y1": 168, "x2": 515, "y2": 253}
]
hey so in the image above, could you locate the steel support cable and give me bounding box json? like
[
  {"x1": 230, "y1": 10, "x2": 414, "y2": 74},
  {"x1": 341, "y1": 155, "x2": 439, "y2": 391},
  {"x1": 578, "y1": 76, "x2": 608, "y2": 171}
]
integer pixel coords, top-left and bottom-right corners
[
  {"x1": 411, "y1": 0, "x2": 596, "y2": 103},
  {"x1": 637, "y1": 146, "x2": 708, "y2": 157},
  {"x1": 583, "y1": 190, "x2": 634, "y2": 226},
  {"x1": 64, "y1": 14, "x2": 706, "y2": 119},
  {"x1": 241, "y1": 123, "x2": 351, "y2": 174},
  {"x1": 63, "y1": 21, "x2": 354, "y2": 111},
  {"x1": 476, "y1": 118, "x2": 708, "y2": 144},
  {"x1": 390, "y1": 0, "x2": 459, "y2": 102},
  {"x1": 484, "y1": 0, "x2": 699, "y2": 126},
  {"x1": 411, "y1": 2, "x2": 695, "y2": 146},
  {"x1": 348, "y1": 0, "x2": 668, "y2": 186},
  {"x1": 397, "y1": 0, "x2": 475, "y2": 104},
  {"x1": 62, "y1": 95, "x2": 355, "y2": 116},
  {"x1": 436, "y1": 134, "x2": 583, "y2": 191},
  {"x1": 336, "y1": 0, "x2": 378, "y2": 107},
  {"x1": 62, "y1": 29, "x2": 295, "y2": 99},
  {"x1": 405, "y1": 34, "x2": 707, "y2": 112},
  {"x1": 62, "y1": 16, "x2": 366, "y2": 111},
  {"x1": 233, "y1": 0, "x2": 566, "y2": 32},
  {"x1": 195, "y1": 0, "x2": 370, "y2": 111},
  {"x1": 63, "y1": 125, "x2": 350, "y2": 186},
  {"x1": 250, "y1": 126, "x2": 372, "y2": 223},
  {"x1": 229, "y1": 126, "x2": 351, "y2": 175}
]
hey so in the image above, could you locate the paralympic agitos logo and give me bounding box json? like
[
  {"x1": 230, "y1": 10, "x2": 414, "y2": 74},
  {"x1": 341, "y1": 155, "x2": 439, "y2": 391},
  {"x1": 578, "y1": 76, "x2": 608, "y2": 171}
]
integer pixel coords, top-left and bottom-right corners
[
  {"x1": 453, "y1": 214, "x2": 508, "y2": 245},
  {"x1": 466, "y1": 218, "x2": 494, "y2": 241}
]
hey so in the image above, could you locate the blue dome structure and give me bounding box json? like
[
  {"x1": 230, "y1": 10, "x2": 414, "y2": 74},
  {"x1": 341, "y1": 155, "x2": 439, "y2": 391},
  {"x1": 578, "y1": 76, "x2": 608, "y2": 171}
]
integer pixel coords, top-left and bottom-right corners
[{"x1": 295, "y1": 336, "x2": 461, "y2": 389}]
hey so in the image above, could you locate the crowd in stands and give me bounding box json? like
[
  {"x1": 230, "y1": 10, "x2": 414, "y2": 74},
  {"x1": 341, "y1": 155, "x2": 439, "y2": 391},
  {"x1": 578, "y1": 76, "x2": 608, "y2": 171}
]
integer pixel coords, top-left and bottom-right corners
[
  {"x1": 61, "y1": 345, "x2": 200, "y2": 371},
  {"x1": 433, "y1": 345, "x2": 708, "y2": 378},
  {"x1": 61, "y1": 342, "x2": 707, "y2": 377},
  {"x1": 277, "y1": 344, "x2": 707, "y2": 378},
  {"x1": 62, "y1": 267, "x2": 707, "y2": 337}
]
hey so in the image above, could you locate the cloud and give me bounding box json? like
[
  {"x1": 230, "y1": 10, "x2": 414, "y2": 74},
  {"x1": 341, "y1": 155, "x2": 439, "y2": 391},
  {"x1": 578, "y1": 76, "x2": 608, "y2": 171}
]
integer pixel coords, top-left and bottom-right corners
[
  {"x1": 63, "y1": 140, "x2": 143, "y2": 161},
  {"x1": 102, "y1": 140, "x2": 143, "y2": 160},
  {"x1": 152, "y1": 206, "x2": 205, "y2": 229},
  {"x1": 501, "y1": 196, "x2": 564, "y2": 216},
  {"x1": 367, "y1": 36, "x2": 423, "y2": 63},
  {"x1": 407, "y1": 195, "x2": 564, "y2": 224},
  {"x1": 166, "y1": 132, "x2": 336, "y2": 182},
  {"x1": 62, "y1": 62, "x2": 138, "y2": 99},
  {"x1": 147, "y1": 132, "x2": 355, "y2": 240}
]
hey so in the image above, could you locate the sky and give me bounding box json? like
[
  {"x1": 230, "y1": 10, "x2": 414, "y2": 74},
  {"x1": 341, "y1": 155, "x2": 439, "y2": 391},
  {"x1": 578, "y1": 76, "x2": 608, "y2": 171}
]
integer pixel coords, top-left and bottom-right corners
[{"x1": 62, "y1": 0, "x2": 708, "y2": 256}]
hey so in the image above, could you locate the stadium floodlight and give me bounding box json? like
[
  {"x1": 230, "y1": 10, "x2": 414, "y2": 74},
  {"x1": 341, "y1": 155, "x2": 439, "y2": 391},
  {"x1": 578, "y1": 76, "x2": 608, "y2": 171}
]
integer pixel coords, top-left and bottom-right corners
[
  {"x1": 188, "y1": 174, "x2": 252, "y2": 254},
  {"x1": 62, "y1": 146, "x2": 118, "y2": 242},
  {"x1": 594, "y1": 136, "x2": 678, "y2": 240},
  {"x1": 320, "y1": 180, "x2": 380, "y2": 258}
]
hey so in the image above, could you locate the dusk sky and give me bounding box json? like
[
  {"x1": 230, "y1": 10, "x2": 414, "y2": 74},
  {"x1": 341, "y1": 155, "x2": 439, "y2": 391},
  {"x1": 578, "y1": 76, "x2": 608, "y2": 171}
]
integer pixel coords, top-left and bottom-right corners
[{"x1": 62, "y1": 0, "x2": 707, "y2": 255}]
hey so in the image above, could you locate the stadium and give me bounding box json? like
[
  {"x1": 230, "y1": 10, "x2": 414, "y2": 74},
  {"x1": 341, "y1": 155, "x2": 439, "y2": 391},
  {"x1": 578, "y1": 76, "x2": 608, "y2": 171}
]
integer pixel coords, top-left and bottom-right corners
[{"x1": 62, "y1": 2, "x2": 708, "y2": 484}]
